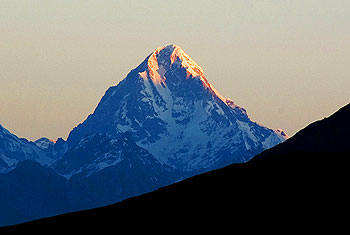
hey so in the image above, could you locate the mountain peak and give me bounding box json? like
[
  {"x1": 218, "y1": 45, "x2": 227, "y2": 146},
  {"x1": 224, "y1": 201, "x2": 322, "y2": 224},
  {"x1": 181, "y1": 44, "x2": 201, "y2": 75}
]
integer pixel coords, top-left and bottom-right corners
[
  {"x1": 34, "y1": 137, "x2": 56, "y2": 149},
  {"x1": 153, "y1": 44, "x2": 180, "y2": 53},
  {"x1": 138, "y1": 44, "x2": 228, "y2": 105},
  {"x1": 141, "y1": 44, "x2": 205, "y2": 83}
]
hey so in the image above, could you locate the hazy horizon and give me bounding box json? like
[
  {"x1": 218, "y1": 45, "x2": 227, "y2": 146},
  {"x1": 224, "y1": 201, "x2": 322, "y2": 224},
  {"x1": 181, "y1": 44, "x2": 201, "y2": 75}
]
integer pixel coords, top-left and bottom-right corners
[{"x1": 1, "y1": 0, "x2": 349, "y2": 141}]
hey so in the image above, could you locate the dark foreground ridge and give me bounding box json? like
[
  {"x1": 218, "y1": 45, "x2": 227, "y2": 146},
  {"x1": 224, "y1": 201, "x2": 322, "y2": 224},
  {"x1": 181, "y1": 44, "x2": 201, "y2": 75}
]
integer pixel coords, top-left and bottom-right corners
[{"x1": 3, "y1": 103, "x2": 350, "y2": 232}]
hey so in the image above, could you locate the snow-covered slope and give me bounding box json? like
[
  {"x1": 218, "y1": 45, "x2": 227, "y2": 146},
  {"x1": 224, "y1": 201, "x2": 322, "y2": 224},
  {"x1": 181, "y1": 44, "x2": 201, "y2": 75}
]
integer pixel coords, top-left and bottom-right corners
[
  {"x1": 67, "y1": 44, "x2": 287, "y2": 174},
  {"x1": 54, "y1": 133, "x2": 175, "y2": 180},
  {"x1": 0, "y1": 124, "x2": 55, "y2": 172}
]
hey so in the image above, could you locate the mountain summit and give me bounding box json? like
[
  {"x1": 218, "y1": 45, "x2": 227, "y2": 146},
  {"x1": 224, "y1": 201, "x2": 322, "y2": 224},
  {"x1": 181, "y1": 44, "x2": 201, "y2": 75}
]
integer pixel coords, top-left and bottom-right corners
[
  {"x1": 140, "y1": 44, "x2": 221, "y2": 97},
  {"x1": 67, "y1": 44, "x2": 286, "y2": 174},
  {"x1": 139, "y1": 44, "x2": 229, "y2": 104}
]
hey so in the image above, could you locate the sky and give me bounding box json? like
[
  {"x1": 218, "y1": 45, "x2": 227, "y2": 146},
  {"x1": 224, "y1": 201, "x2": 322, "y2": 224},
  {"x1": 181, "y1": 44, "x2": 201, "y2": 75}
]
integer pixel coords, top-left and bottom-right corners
[{"x1": 0, "y1": 0, "x2": 349, "y2": 141}]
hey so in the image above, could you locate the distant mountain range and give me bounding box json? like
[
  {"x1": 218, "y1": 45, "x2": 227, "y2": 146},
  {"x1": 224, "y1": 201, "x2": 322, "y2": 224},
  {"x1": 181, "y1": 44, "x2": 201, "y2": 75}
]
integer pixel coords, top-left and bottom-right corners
[
  {"x1": 7, "y1": 103, "x2": 349, "y2": 232},
  {"x1": 0, "y1": 45, "x2": 286, "y2": 226},
  {"x1": 0, "y1": 125, "x2": 56, "y2": 173}
]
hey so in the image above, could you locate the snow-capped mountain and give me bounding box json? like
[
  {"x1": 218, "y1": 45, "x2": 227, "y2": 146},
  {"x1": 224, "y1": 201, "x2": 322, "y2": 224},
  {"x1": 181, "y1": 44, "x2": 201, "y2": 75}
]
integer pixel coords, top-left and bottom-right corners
[
  {"x1": 0, "y1": 124, "x2": 55, "y2": 172},
  {"x1": 67, "y1": 44, "x2": 286, "y2": 175},
  {"x1": 0, "y1": 44, "x2": 288, "y2": 226},
  {"x1": 34, "y1": 138, "x2": 56, "y2": 149},
  {"x1": 35, "y1": 137, "x2": 68, "y2": 161}
]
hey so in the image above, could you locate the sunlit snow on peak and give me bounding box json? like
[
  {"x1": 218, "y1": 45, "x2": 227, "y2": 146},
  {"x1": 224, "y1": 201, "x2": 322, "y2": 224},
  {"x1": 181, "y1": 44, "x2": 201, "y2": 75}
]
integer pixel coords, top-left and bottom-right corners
[{"x1": 138, "y1": 44, "x2": 234, "y2": 107}]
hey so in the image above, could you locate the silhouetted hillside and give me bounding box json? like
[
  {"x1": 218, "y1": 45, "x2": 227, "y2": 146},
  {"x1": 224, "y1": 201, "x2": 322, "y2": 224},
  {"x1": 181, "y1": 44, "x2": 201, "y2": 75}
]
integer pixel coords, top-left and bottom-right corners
[{"x1": 4, "y1": 103, "x2": 350, "y2": 232}]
